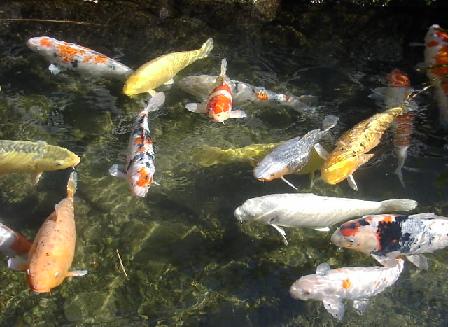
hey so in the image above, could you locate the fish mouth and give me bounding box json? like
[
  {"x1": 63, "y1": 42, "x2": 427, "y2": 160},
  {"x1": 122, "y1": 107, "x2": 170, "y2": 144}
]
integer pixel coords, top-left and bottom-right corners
[{"x1": 234, "y1": 207, "x2": 244, "y2": 223}]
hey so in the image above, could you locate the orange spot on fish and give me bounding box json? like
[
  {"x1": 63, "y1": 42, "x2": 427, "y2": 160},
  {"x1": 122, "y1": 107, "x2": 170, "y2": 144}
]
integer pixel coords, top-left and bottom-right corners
[
  {"x1": 387, "y1": 69, "x2": 410, "y2": 87},
  {"x1": 426, "y1": 40, "x2": 439, "y2": 48},
  {"x1": 39, "y1": 37, "x2": 53, "y2": 48},
  {"x1": 435, "y1": 29, "x2": 448, "y2": 42},
  {"x1": 136, "y1": 168, "x2": 151, "y2": 187},
  {"x1": 256, "y1": 90, "x2": 269, "y2": 101},
  {"x1": 342, "y1": 279, "x2": 351, "y2": 289},
  {"x1": 383, "y1": 215, "x2": 394, "y2": 223}
]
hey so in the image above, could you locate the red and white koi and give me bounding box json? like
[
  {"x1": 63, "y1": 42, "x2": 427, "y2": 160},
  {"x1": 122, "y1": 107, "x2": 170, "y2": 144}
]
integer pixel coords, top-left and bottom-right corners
[
  {"x1": 109, "y1": 92, "x2": 165, "y2": 197},
  {"x1": 27, "y1": 36, "x2": 132, "y2": 78},
  {"x1": 424, "y1": 24, "x2": 448, "y2": 126},
  {"x1": 185, "y1": 59, "x2": 246, "y2": 122},
  {"x1": 0, "y1": 222, "x2": 32, "y2": 270},
  {"x1": 331, "y1": 213, "x2": 448, "y2": 270},
  {"x1": 289, "y1": 260, "x2": 404, "y2": 321}
]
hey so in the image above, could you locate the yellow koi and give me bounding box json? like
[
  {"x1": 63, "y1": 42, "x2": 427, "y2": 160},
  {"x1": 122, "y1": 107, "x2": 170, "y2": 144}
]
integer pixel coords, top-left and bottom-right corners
[
  {"x1": 123, "y1": 38, "x2": 213, "y2": 96},
  {"x1": 321, "y1": 106, "x2": 404, "y2": 189},
  {"x1": 0, "y1": 140, "x2": 80, "y2": 182}
]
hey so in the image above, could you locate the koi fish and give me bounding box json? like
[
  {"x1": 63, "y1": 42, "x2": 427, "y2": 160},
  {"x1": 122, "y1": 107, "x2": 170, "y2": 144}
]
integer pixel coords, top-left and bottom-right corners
[
  {"x1": 0, "y1": 140, "x2": 80, "y2": 183},
  {"x1": 371, "y1": 69, "x2": 415, "y2": 188},
  {"x1": 109, "y1": 92, "x2": 165, "y2": 197},
  {"x1": 191, "y1": 143, "x2": 279, "y2": 167},
  {"x1": 331, "y1": 213, "x2": 448, "y2": 270},
  {"x1": 321, "y1": 106, "x2": 405, "y2": 191},
  {"x1": 254, "y1": 115, "x2": 338, "y2": 189},
  {"x1": 0, "y1": 222, "x2": 32, "y2": 270},
  {"x1": 27, "y1": 36, "x2": 132, "y2": 78},
  {"x1": 289, "y1": 260, "x2": 404, "y2": 320},
  {"x1": 123, "y1": 38, "x2": 213, "y2": 96},
  {"x1": 177, "y1": 74, "x2": 316, "y2": 112},
  {"x1": 234, "y1": 193, "x2": 416, "y2": 245},
  {"x1": 185, "y1": 59, "x2": 246, "y2": 122},
  {"x1": 26, "y1": 171, "x2": 86, "y2": 293},
  {"x1": 424, "y1": 24, "x2": 448, "y2": 126}
]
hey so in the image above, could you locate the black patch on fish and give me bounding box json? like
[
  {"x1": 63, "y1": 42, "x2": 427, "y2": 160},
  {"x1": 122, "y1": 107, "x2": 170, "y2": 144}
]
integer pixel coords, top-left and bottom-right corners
[
  {"x1": 377, "y1": 219, "x2": 402, "y2": 253},
  {"x1": 359, "y1": 218, "x2": 371, "y2": 226}
]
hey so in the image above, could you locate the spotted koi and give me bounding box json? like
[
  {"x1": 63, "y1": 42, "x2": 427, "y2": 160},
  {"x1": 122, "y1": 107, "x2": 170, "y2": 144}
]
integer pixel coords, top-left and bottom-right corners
[
  {"x1": 331, "y1": 213, "x2": 448, "y2": 270},
  {"x1": 109, "y1": 92, "x2": 165, "y2": 197},
  {"x1": 27, "y1": 36, "x2": 132, "y2": 78}
]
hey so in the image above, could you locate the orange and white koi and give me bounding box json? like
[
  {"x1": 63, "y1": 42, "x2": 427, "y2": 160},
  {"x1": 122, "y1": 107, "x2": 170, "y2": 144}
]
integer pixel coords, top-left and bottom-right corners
[
  {"x1": 109, "y1": 92, "x2": 165, "y2": 197},
  {"x1": 178, "y1": 74, "x2": 316, "y2": 112},
  {"x1": 27, "y1": 36, "x2": 132, "y2": 78},
  {"x1": 331, "y1": 213, "x2": 448, "y2": 270},
  {"x1": 185, "y1": 59, "x2": 246, "y2": 122},
  {"x1": 424, "y1": 25, "x2": 448, "y2": 126},
  {"x1": 289, "y1": 260, "x2": 404, "y2": 321},
  {"x1": 26, "y1": 171, "x2": 86, "y2": 293}
]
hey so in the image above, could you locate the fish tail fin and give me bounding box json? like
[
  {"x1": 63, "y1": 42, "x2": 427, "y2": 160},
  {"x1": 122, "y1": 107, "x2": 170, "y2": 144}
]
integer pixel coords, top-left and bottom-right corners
[
  {"x1": 380, "y1": 199, "x2": 417, "y2": 212},
  {"x1": 145, "y1": 92, "x2": 165, "y2": 112},
  {"x1": 322, "y1": 115, "x2": 339, "y2": 131},
  {"x1": 219, "y1": 58, "x2": 227, "y2": 77},
  {"x1": 198, "y1": 38, "x2": 214, "y2": 59},
  {"x1": 67, "y1": 171, "x2": 77, "y2": 198}
]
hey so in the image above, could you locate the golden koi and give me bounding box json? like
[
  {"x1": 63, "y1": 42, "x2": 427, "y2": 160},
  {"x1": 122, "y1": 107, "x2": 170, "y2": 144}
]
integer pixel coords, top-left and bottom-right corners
[
  {"x1": 321, "y1": 106, "x2": 405, "y2": 190},
  {"x1": 123, "y1": 38, "x2": 213, "y2": 96},
  {"x1": 27, "y1": 171, "x2": 86, "y2": 293},
  {"x1": 0, "y1": 140, "x2": 80, "y2": 183}
]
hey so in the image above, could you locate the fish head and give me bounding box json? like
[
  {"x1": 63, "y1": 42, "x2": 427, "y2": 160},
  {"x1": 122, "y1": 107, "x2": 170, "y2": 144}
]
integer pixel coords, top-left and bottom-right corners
[
  {"x1": 290, "y1": 274, "x2": 334, "y2": 301},
  {"x1": 27, "y1": 36, "x2": 55, "y2": 55},
  {"x1": 123, "y1": 74, "x2": 150, "y2": 96},
  {"x1": 253, "y1": 158, "x2": 289, "y2": 182},
  {"x1": 27, "y1": 267, "x2": 62, "y2": 294},
  {"x1": 234, "y1": 199, "x2": 260, "y2": 223},
  {"x1": 331, "y1": 218, "x2": 379, "y2": 254},
  {"x1": 37, "y1": 146, "x2": 80, "y2": 171},
  {"x1": 128, "y1": 162, "x2": 154, "y2": 197}
]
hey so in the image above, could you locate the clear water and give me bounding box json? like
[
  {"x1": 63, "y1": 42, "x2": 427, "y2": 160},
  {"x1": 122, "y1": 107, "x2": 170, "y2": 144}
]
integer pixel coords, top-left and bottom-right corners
[{"x1": 0, "y1": 1, "x2": 447, "y2": 326}]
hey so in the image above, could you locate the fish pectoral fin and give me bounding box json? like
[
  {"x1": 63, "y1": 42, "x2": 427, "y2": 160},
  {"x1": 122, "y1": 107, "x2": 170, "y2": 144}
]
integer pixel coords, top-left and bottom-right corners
[
  {"x1": 313, "y1": 143, "x2": 329, "y2": 160},
  {"x1": 269, "y1": 224, "x2": 288, "y2": 246},
  {"x1": 7, "y1": 256, "x2": 28, "y2": 272},
  {"x1": 313, "y1": 227, "x2": 330, "y2": 232},
  {"x1": 148, "y1": 90, "x2": 157, "y2": 97},
  {"x1": 281, "y1": 176, "x2": 298, "y2": 191},
  {"x1": 346, "y1": 174, "x2": 358, "y2": 191},
  {"x1": 32, "y1": 172, "x2": 43, "y2": 185},
  {"x1": 352, "y1": 298, "x2": 369, "y2": 315},
  {"x1": 370, "y1": 253, "x2": 399, "y2": 267},
  {"x1": 66, "y1": 270, "x2": 88, "y2": 277},
  {"x1": 163, "y1": 78, "x2": 174, "y2": 86},
  {"x1": 48, "y1": 64, "x2": 62, "y2": 75},
  {"x1": 229, "y1": 109, "x2": 247, "y2": 119},
  {"x1": 406, "y1": 254, "x2": 429, "y2": 270},
  {"x1": 109, "y1": 164, "x2": 126, "y2": 178},
  {"x1": 309, "y1": 171, "x2": 315, "y2": 188},
  {"x1": 152, "y1": 180, "x2": 160, "y2": 186},
  {"x1": 185, "y1": 102, "x2": 207, "y2": 113},
  {"x1": 322, "y1": 298, "x2": 345, "y2": 321}
]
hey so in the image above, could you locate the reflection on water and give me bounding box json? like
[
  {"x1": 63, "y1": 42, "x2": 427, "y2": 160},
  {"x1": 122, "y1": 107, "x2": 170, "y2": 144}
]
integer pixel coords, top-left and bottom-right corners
[{"x1": 0, "y1": 1, "x2": 447, "y2": 326}]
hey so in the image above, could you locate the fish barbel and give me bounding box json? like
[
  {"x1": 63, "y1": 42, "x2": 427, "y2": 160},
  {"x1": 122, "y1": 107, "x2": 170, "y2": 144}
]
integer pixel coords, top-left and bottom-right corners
[
  {"x1": 27, "y1": 36, "x2": 132, "y2": 78},
  {"x1": 0, "y1": 140, "x2": 80, "y2": 183},
  {"x1": 289, "y1": 260, "x2": 404, "y2": 320},
  {"x1": 123, "y1": 38, "x2": 213, "y2": 96},
  {"x1": 234, "y1": 193, "x2": 416, "y2": 244},
  {"x1": 321, "y1": 106, "x2": 405, "y2": 189},
  {"x1": 331, "y1": 213, "x2": 448, "y2": 270},
  {"x1": 27, "y1": 171, "x2": 86, "y2": 293}
]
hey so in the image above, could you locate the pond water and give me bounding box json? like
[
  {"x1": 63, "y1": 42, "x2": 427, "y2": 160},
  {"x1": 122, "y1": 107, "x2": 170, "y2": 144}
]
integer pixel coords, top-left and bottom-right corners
[{"x1": 0, "y1": 1, "x2": 447, "y2": 326}]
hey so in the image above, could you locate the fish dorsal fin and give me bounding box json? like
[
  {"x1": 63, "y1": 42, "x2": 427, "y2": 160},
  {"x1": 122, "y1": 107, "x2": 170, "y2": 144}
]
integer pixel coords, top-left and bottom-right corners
[
  {"x1": 316, "y1": 263, "x2": 331, "y2": 275},
  {"x1": 409, "y1": 213, "x2": 447, "y2": 220}
]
